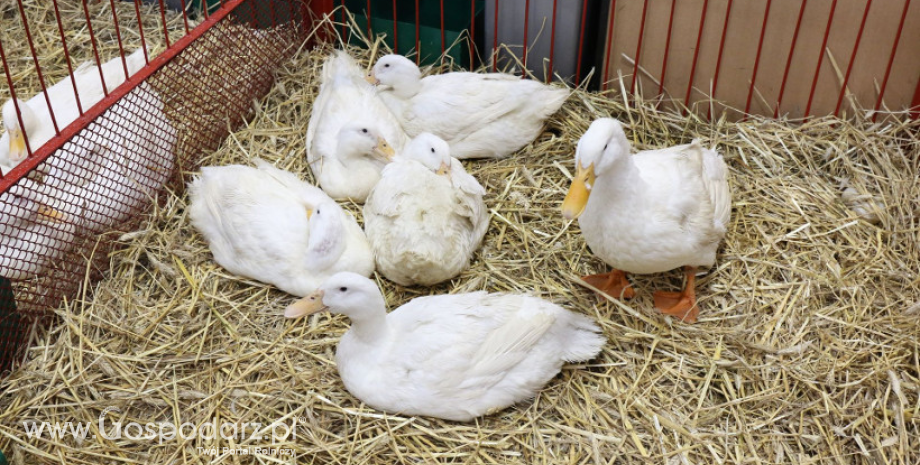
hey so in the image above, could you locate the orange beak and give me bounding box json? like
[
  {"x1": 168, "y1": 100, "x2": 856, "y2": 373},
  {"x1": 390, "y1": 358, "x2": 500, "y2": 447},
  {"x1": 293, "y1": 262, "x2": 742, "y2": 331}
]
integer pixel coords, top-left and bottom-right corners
[
  {"x1": 561, "y1": 162, "x2": 595, "y2": 220},
  {"x1": 8, "y1": 128, "x2": 27, "y2": 162},
  {"x1": 284, "y1": 290, "x2": 328, "y2": 318}
]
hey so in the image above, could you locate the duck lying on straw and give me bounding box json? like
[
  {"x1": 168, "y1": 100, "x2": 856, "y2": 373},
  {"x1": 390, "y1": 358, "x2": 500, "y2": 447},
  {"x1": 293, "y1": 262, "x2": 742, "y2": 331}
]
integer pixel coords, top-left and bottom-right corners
[
  {"x1": 1, "y1": 48, "x2": 147, "y2": 174},
  {"x1": 188, "y1": 159, "x2": 374, "y2": 297},
  {"x1": 285, "y1": 272, "x2": 604, "y2": 421},
  {"x1": 367, "y1": 54, "x2": 569, "y2": 160},
  {"x1": 364, "y1": 133, "x2": 488, "y2": 286}
]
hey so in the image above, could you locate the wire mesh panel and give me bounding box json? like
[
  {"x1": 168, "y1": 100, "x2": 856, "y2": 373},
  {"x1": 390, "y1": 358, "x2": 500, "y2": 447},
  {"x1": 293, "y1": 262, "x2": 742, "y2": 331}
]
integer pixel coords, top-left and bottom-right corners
[{"x1": 0, "y1": 0, "x2": 306, "y2": 375}]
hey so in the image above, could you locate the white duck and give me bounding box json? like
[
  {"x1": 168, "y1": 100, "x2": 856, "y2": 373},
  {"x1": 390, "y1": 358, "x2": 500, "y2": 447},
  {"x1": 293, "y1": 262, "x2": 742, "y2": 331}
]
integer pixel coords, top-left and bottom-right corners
[
  {"x1": 561, "y1": 118, "x2": 731, "y2": 323},
  {"x1": 0, "y1": 179, "x2": 79, "y2": 281},
  {"x1": 367, "y1": 54, "x2": 570, "y2": 159},
  {"x1": 38, "y1": 82, "x2": 177, "y2": 234},
  {"x1": 364, "y1": 133, "x2": 488, "y2": 286},
  {"x1": 285, "y1": 272, "x2": 604, "y2": 421},
  {"x1": 306, "y1": 50, "x2": 407, "y2": 203},
  {"x1": 188, "y1": 160, "x2": 374, "y2": 297},
  {"x1": 0, "y1": 48, "x2": 147, "y2": 171}
]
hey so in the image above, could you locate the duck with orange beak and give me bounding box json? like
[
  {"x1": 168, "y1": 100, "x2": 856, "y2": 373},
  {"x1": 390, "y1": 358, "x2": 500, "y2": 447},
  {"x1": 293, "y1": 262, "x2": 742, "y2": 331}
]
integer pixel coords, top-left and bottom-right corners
[
  {"x1": 363, "y1": 133, "x2": 488, "y2": 286},
  {"x1": 306, "y1": 51, "x2": 408, "y2": 203},
  {"x1": 283, "y1": 272, "x2": 603, "y2": 421},
  {"x1": 561, "y1": 118, "x2": 731, "y2": 323}
]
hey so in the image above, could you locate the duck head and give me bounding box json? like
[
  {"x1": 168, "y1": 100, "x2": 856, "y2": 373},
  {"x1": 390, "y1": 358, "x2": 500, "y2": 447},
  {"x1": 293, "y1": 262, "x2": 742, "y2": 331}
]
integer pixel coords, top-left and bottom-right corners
[
  {"x1": 367, "y1": 54, "x2": 422, "y2": 99},
  {"x1": 403, "y1": 132, "x2": 451, "y2": 177},
  {"x1": 304, "y1": 199, "x2": 348, "y2": 272},
  {"x1": 2, "y1": 98, "x2": 36, "y2": 165},
  {"x1": 284, "y1": 271, "x2": 385, "y2": 320},
  {"x1": 561, "y1": 118, "x2": 631, "y2": 220},
  {"x1": 336, "y1": 123, "x2": 395, "y2": 164}
]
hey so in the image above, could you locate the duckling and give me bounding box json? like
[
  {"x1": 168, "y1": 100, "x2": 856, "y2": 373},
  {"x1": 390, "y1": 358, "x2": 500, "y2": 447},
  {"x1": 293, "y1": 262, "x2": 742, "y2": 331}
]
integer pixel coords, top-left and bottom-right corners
[
  {"x1": 367, "y1": 54, "x2": 570, "y2": 159},
  {"x1": 188, "y1": 160, "x2": 374, "y2": 296},
  {"x1": 364, "y1": 133, "x2": 488, "y2": 286},
  {"x1": 561, "y1": 118, "x2": 731, "y2": 323},
  {"x1": 285, "y1": 272, "x2": 604, "y2": 421}
]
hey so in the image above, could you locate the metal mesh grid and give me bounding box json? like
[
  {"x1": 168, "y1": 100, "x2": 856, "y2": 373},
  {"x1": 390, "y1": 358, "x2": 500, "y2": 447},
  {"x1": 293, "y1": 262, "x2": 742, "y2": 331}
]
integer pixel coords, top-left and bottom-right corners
[{"x1": 0, "y1": 0, "x2": 305, "y2": 375}]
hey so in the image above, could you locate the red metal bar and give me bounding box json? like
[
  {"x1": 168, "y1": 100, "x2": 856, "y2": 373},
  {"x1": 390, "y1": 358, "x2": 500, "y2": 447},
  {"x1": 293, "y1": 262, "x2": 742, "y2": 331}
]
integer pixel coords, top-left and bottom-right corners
[
  {"x1": 833, "y1": 0, "x2": 872, "y2": 117},
  {"x1": 266, "y1": 0, "x2": 278, "y2": 28},
  {"x1": 469, "y1": 0, "x2": 475, "y2": 68},
  {"x1": 107, "y1": 0, "x2": 130, "y2": 79},
  {"x1": 804, "y1": 0, "x2": 838, "y2": 118},
  {"x1": 340, "y1": 0, "x2": 346, "y2": 41},
  {"x1": 548, "y1": 0, "x2": 558, "y2": 82},
  {"x1": 522, "y1": 0, "x2": 530, "y2": 76},
  {"x1": 0, "y1": 38, "x2": 35, "y2": 169},
  {"x1": 201, "y1": 0, "x2": 210, "y2": 19},
  {"x1": 492, "y1": 0, "x2": 499, "y2": 71},
  {"x1": 440, "y1": 0, "x2": 445, "y2": 55},
  {"x1": 744, "y1": 0, "x2": 772, "y2": 116},
  {"x1": 602, "y1": 0, "x2": 617, "y2": 89},
  {"x1": 17, "y1": 0, "x2": 61, "y2": 136},
  {"x1": 630, "y1": 0, "x2": 650, "y2": 94},
  {"x1": 774, "y1": 0, "x2": 807, "y2": 118},
  {"x1": 575, "y1": 0, "x2": 587, "y2": 85},
  {"x1": 179, "y1": 0, "x2": 191, "y2": 33},
  {"x1": 415, "y1": 0, "x2": 420, "y2": 64},
  {"x1": 658, "y1": 0, "x2": 676, "y2": 96},
  {"x1": 367, "y1": 0, "x2": 372, "y2": 39},
  {"x1": 873, "y1": 0, "x2": 912, "y2": 120},
  {"x1": 708, "y1": 0, "x2": 734, "y2": 119},
  {"x1": 684, "y1": 0, "x2": 709, "y2": 108},
  {"x1": 156, "y1": 0, "x2": 172, "y2": 48},
  {"x1": 0, "y1": 0, "x2": 250, "y2": 193},
  {"x1": 301, "y1": 0, "x2": 311, "y2": 37},
  {"x1": 132, "y1": 0, "x2": 151, "y2": 64},
  {"x1": 393, "y1": 0, "x2": 399, "y2": 52},
  {"x1": 77, "y1": 0, "x2": 105, "y2": 94},
  {"x1": 51, "y1": 0, "x2": 84, "y2": 115}
]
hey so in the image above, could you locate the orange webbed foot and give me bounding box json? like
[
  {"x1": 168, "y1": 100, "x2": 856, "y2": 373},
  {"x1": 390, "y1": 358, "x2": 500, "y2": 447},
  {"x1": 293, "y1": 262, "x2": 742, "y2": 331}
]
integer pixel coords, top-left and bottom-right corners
[
  {"x1": 653, "y1": 266, "x2": 699, "y2": 323},
  {"x1": 582, "y1": 269, "x2": 635, "y2": 300},
  {"x1": 653, "y1": 291, "x2": 698, "y2": 323}
]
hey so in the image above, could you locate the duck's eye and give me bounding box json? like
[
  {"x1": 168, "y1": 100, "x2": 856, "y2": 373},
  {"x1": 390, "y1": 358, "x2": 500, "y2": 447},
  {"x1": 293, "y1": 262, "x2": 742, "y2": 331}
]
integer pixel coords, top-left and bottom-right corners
[
  {"x1": 603, "y1": 144, "x2": 608, "y2": 150},
  {"x1": 430, "y1": 147, "x2": 435, "y2": 153},
  {"x1": 362, "y1": 128, "x2": 368, "y2": 134},
  {"x1": 316, "y1": 209, "x2": 320, "y2": 214},
  {"x1": 339, "y1": 287, "x2": 348, "y2": 292},
  {"x1": 384, "y1": 64, "x2": 390, "y2": 68}
]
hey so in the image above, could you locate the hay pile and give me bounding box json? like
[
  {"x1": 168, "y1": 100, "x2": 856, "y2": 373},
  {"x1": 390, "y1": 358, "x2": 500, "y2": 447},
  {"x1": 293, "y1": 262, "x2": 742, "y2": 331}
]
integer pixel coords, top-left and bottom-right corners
[{"x1": 1, "y1": 8, "x2": 920, "y2": 465}]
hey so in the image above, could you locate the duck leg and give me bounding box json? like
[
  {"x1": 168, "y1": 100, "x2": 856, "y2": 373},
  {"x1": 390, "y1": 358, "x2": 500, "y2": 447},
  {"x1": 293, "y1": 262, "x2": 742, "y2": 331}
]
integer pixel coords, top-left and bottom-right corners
[
  {"x1": 582, "y1": 269, "x2": 635, "y2": 300},
  {"x1": 653, "y1": 266, "x2": 699, "y2": 323}
]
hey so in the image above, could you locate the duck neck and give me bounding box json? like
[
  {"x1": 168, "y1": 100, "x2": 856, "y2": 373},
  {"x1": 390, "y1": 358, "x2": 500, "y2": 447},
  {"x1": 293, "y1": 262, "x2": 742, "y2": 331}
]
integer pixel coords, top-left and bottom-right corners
[
  {"x1": 349, "y1": 311, "x2": 388, "y2": 345},
  {"x1": 344, "y1": 295, "x2": 390, "y2": 346},
  {"x1": 591, "y1": 155, "x2": 642, "y2": 207},
  {"x1": 390, "y1": 76, "x2": 421, "y2": 100}
]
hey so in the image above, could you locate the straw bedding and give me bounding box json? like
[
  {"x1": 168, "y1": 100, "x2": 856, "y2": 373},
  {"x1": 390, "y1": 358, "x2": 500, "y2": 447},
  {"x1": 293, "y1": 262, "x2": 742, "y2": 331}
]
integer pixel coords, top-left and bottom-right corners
[{"x1": 1, "y1": 3, "x2": 919, "y2": 464}]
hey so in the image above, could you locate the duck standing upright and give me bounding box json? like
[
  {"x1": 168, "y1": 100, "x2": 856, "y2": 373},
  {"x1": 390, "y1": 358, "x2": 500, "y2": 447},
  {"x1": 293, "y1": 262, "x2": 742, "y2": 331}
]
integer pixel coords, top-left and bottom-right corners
[
  {"x1": 363, "y1": 133, "x2": 488, "y2": 286},
  {"x1": 367, "y1": 54, "x2": 569, "y2": 159},
  {"x1": 561, "y1": 119, "x2": 731, "y2": 323},
  {"x1": 285, "y1": 272, "x2": 604, "y2": 421}
]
